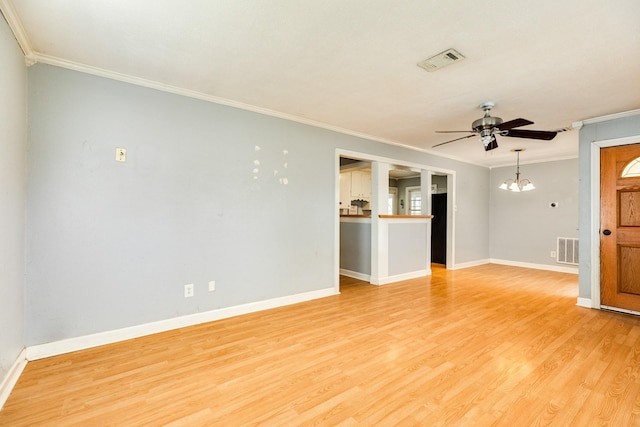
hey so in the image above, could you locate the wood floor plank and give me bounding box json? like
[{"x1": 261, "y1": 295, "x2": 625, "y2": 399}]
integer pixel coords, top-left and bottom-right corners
[{"x1": 4, "y1": 264, "x2": 640, "y2": 425}]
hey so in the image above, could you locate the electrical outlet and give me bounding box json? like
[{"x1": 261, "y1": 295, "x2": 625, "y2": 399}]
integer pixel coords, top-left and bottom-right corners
[
  {"x1": 208, "y1": 281, "x2": 216, "y2": 292},
  {"x1": 550, "y1": 251, "x2": 556, "y2": 258},
  {"x1": 184, "y1": 283, "x2": 194, "y2": 298}
]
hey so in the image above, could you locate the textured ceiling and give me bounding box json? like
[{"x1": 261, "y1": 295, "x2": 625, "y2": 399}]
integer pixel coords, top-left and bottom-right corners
[{"x1": 5, "y1": 0, "x2": 640, "y2": 167}]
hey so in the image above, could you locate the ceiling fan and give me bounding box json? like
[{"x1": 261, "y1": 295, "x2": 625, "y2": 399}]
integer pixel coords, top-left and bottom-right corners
[{"x1": 433, "y1": 102, "x2": 558, "y2": 151}]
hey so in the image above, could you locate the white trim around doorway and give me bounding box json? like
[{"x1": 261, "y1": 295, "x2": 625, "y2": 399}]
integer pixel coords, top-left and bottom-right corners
[{"x1": 335, "y1": 149, "x2": 456, "y2": 291}]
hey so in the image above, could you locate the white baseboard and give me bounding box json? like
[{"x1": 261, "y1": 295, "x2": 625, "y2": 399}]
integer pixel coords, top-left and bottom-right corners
[
  {"x1": 339, "y1": 269, "x2": 370, "y2": 282},
  {"x1": 576, "y1": 297, "x2": 592, "y2": 308},
  {"x1": 371, "y1": 269, "x2": 429, "y2": 285},
  {"x1": 26, "y1": 287, "x2": 337, "y2": 361},
  {"x1": 490, "y1": 259, "x2": 579, "y2": 274},
  {"x1": 0, "y1": 348, "x2": 27, "y2": 410},
  {"x1": 451, "y1": 259, "x2": 490, "y2": 270},
  {"x1": 451, "y1": 258, "x2": 579, "y2": 273}
]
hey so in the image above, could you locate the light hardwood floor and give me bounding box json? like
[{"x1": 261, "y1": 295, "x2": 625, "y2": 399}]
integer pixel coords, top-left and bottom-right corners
[{"x1": 2, "y1": 264, "x2": 640, "y2": 426}]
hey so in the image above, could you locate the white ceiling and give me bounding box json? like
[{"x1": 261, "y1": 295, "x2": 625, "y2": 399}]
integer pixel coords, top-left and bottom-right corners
[{"x1": 4, "y1": 0, "x2": 640, "y2": 167}]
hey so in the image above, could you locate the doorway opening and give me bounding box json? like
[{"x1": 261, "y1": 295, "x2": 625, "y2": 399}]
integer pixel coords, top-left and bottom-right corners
[
  {"x1": 431, "y1": 174, "x2": 448, "y2": 266},
  {"x1": 336, "y1": 150, "x2": 455, "y2": 292}
]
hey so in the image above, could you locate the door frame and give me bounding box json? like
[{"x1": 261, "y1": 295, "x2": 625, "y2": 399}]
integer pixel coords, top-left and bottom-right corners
[
  {"x1": 335, "y1": 149, "x2": 455, "y2": 293},
  {"x1": 589, "y1": 135, "x2": 640, "y2": 309}
]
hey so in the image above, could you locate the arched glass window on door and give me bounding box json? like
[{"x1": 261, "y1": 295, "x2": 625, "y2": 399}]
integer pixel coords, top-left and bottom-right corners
[{"x1": 622, "y1": 157, "x2": 640, "y2": 178}]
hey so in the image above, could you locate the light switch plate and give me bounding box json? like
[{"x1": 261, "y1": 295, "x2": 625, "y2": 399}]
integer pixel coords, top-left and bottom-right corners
[{"x1": 116, "y1": 148, "x2": 127, "y2": 162}]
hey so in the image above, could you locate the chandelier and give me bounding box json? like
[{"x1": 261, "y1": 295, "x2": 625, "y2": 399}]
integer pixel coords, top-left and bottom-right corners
[{"x1": 499, "y1": 148, "x2": 535, "y2": 192}]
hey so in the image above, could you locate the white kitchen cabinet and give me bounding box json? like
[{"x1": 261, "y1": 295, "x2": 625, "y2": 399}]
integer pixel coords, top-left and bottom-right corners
[
  {"x1": 339, "y1": 172, "x2": 352, "y2": 209},
  {"x1": 340, "y1": 171, "x2": 371, "y2": 208},
  {"x1": 350, "y1": 170, "x2": 371, "y2": 199}
]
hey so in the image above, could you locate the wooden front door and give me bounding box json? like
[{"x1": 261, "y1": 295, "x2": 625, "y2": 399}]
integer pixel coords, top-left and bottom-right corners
[{"x1": 600, "y1": 143, "x2": 640, "y2": 311}]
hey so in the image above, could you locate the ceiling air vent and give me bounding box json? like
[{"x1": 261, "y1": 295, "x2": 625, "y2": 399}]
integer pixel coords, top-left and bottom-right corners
[{"x1": 417, "y1": 48, "x2": 465, "y2": 72}]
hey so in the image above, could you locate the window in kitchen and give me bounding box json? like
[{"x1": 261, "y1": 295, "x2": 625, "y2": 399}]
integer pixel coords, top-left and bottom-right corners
[{"x1": 407, "y1": 187, "x2": 422, "y2": 215}]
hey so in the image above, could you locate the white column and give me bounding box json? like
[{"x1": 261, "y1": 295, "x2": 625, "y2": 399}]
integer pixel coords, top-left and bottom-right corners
[
  {"x1": 421, "y1": 170, "x2": 432, "y2": 275},
  {"x1": 421, "y1": 171, "x2": 432, "y2": 216},
  {"x1": 370, "y1": 162, "x2": 389, "y2": 285}
]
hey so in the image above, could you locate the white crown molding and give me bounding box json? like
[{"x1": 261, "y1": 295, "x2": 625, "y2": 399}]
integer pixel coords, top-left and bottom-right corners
[
  {"x1": 488, "y1": 154, "x2": 579, "y2": 169},
  {"x1": 575, "y1": 108, "x2": 640, "y2": 127},
  {"x1": 0, "y1": 0, "x2": 34, "y2": 60}
]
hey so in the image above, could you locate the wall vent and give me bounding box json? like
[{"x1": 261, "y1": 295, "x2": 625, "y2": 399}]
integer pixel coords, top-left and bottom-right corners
[
  {"x1": 417, "y1": 49, "x2": 465, "y2": 72},
  {"x1": 557, "y1": 237, "x2": 579, "y2": 265}
]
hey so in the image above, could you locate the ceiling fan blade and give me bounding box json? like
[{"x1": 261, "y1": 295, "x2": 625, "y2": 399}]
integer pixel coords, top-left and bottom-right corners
[
  {"x1": 484, "y1": 135, "x2": 498, "y2": 151},
  {"x1": 432, "y1": 133, "x2": 476, "y2": 148},
  {"x1": 503, "y1": 129, "x2": 558, "y2": 140},
  {"x1": 497, "y1": 118, "x2": 534, "y2": 130}
]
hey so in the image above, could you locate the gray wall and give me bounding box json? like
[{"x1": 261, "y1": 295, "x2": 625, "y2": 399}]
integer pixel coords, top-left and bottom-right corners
[
  {"x1": 455, "y1": 165, "x2": 491, "y2": 263},
  {"x1": 26, "y1": 65, "x2": 336, "y2": 344},
  {"x1": 432, "y1": 175, "x2": 447, "y2": 193},
  {"x1": 490, "y1": 158, "x2": 579, "y2": 268},
  {"x1": 0, "y1": 16, "x2": 27, "y2": 385},
  {"x1": 25, "y1": 64, "x2": 491, "y2": 345},
  {"x1": 578, "y1": 115, "x2": 640, "y2": 299},
  {"x1": 339, "y1": 222, "x2": 371, "y2": 274},
  {"x1": 388, "y1": 223, "x2": 428, "y2": 276}
]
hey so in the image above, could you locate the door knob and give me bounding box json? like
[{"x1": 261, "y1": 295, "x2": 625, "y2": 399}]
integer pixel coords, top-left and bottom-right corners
[{"x1": 603, "y1": 229, "x2": 612, "y2": 236}]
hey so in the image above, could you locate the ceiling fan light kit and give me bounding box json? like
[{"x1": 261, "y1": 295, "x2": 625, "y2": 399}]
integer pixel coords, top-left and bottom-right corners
[
  {"x1": 434, "y1": 102, "x2": 558, "y2": 151},
  {"x1": 499, "y1": 149, "x2": 535, "y2": 192}
]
